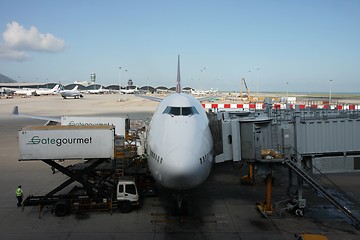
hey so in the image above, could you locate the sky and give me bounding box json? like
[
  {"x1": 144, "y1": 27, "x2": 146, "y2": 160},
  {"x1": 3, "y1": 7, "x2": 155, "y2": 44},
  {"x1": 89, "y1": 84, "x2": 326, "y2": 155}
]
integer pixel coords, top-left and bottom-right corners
[{"x1": 0, "y1": 0, "x2": 359, "y2": 93}]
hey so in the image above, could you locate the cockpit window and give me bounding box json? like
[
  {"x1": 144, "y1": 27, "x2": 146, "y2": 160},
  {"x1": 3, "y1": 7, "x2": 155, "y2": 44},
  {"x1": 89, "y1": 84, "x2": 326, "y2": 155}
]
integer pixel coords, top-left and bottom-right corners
[
  {"x1": 182, "y1": 107, "x2": 199, "y2": 115},
  {"x1": 163, "y1": 106, "x2": 199, "y2": 116},
  {"x1": 163, "y1": 106, "x2": 181, "y2": 115}
]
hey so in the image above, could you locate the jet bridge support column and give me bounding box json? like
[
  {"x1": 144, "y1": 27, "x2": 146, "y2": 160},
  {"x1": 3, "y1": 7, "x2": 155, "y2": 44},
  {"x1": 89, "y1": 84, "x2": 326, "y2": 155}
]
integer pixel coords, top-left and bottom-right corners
[
  {"x1": 293, "y1": 110, "x2": 306, "y2": 210},
  {"x1": 241, "y1": 163, "x2": 255, "y2": 185},
  {"x1": 231, "y1": 120, "x2": 241, "y2": 162},
  {"x1": 256, "y1": 164, "x2": 274, "y2": 217},
  {"x1": 265, "y1": 172, "x2": 273, "y2": 212}
]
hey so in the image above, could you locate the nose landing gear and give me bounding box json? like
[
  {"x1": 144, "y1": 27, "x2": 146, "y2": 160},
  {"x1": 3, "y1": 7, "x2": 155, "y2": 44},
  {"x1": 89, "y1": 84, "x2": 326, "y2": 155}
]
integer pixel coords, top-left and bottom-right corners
[{"x1": 172, "y1": 191, "x2": 189, "y2": 216}]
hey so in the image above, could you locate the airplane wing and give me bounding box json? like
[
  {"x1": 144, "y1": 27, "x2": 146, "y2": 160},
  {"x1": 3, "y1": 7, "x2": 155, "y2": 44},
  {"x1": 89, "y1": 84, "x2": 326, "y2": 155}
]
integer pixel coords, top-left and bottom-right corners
[
  {"x1": 135, "y1": 94, "x2": 163, "y2": 102},
  {"x1": 12, "y1": 106, "x2": 61, "y2": 125}
]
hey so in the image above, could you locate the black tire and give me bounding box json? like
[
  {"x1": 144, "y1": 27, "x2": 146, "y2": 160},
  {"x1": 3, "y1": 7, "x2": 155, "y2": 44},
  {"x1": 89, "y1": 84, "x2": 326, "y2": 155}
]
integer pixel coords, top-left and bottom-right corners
[
  {"x1": 54, "y1": 201, "x2": 70, "y2": 217},
  {"x1": 118, "y1": 201, "x2": 132, "y2": 213}
]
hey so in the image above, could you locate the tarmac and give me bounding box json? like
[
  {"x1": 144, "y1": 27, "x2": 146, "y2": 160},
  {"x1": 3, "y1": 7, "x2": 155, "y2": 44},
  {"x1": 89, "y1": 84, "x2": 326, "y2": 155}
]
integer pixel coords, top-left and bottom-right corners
[{"x1": 0, "y1": 93, "x2": 359, "y2": 240}]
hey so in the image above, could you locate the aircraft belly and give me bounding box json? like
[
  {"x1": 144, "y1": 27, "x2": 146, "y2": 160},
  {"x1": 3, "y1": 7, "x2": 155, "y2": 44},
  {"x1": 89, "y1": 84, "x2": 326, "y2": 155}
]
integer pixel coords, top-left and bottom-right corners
[{"x1": 149, "y1": 158, "x2": 211, "y2": 190}]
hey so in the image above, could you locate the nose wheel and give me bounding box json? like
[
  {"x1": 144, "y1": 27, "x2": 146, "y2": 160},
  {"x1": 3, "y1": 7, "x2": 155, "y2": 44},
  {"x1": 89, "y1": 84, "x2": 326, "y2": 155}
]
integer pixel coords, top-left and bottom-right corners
[{"x1": 172, "y1": 191, "x2": 189, "y2": 216}]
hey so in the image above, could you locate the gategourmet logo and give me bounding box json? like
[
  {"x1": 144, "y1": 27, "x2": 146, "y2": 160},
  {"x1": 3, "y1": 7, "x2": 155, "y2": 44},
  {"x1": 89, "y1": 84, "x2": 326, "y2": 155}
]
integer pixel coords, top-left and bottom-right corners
[
  {"x1": 68, "y1": 121, "x2": 111, "y2": 126},
  {"x1": 27, "y1": 136, "x2": 93, "y2": 147}
]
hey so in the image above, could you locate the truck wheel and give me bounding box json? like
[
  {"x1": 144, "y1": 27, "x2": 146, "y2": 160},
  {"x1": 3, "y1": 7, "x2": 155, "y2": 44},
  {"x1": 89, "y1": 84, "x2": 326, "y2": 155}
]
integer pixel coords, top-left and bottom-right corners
[
  {"x1": 54, "y1": 201, "x2": 70, "y2": 217},
  {"x1": 118, "y1": 201, "x2": 132, "y2": 213}
]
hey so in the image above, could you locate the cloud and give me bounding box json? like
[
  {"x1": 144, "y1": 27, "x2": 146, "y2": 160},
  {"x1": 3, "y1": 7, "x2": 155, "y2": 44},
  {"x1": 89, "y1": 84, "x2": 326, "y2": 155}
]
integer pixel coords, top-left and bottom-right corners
[
  {"x1": 0, "y1": 21, "x2": 65, "y2": 61},
  {"x1": 0, "y1": 47, "x2": 31, "y2": 62}
]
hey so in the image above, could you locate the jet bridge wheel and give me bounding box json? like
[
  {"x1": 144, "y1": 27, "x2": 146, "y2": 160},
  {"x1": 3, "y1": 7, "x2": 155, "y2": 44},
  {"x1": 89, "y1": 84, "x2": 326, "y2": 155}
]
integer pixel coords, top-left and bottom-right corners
[{"x1": 54, "y1": 201, "x2": 70, "y2": 217}]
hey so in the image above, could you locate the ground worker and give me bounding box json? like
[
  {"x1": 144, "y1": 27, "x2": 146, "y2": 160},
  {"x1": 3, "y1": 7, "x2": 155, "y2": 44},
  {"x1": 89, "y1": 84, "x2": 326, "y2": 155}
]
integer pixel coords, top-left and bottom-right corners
[{"x1": 16, "y1": 185, "x2": 23, "y2": 207}]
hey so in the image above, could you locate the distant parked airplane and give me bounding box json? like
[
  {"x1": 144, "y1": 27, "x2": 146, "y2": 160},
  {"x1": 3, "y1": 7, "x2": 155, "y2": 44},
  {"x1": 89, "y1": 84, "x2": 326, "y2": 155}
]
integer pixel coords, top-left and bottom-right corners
[
  {"x1": 9, "y1": 88, "x2": 36, "y2": 96},
  {"x1": 60, "y1": 85, "x2": 83, "y2": 99},
  {"x1": 190, "y1": 88, "x2": 217, "y2": 96},
  {"x1": 88, "y1": 86, "x2": 107, "y2": 94},
  {"x1": 121, "y1": 86, "x2": 138, "y2": 94},
  {"x1": 35, "y1": 84, "x2": 60, "y2": 95}
]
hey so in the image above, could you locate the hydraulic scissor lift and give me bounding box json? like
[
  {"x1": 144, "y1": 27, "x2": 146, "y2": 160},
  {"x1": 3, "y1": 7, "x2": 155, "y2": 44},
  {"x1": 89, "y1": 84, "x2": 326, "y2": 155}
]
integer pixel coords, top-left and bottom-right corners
[{"x1": 22, "y1": 158, "x2": 117, "y2": 217}]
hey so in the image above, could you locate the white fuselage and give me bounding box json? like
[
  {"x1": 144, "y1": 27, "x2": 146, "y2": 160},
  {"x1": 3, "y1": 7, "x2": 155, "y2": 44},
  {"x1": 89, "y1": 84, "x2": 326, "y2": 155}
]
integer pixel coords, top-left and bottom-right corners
[
  {"x1": 35, "y1": 85, "x2": 60, "y2": 95},
  {"x1": 60, "y1": 90, "x2": 82, "y2": 98},
  {"x1": 60, "y1": 86, "x2": 83, "y2": 99},
  {"x1": 13, "y1": 88, "x2": 36, "y2": 96},
  {"x1": 147, "y1": 93, "x2": 213, "y2": 190}
]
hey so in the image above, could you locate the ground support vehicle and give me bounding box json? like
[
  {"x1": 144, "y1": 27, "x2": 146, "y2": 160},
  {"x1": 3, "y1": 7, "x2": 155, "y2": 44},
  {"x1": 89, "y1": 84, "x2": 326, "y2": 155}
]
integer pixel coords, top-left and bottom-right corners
[
  {"x1": 22, "y1": 160, "x2": 140, "y2": 217},
  {"x1": 19, "y1": 125, "x2": 152, "y2": 217}
]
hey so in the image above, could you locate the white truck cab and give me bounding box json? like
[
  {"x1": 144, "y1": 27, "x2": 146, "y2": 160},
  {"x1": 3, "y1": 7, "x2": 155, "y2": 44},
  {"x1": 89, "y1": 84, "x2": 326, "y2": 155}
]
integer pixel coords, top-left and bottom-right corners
[{"x1": 116, "y1": 178, "x2": 139, "y2": 213}]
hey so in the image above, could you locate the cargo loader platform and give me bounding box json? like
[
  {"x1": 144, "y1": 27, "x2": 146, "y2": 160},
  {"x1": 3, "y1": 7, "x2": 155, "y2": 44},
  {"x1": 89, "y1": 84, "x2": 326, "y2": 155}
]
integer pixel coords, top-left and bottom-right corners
[{"x1": 22, "y1": 158, "x2": 118, "y2": 217}]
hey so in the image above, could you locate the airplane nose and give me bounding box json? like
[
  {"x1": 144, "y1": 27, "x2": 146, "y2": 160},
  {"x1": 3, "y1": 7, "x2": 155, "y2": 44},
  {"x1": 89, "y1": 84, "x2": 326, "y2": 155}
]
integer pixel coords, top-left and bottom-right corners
[{"x1": 164, "y1": 148, "x2": 203, "y2": 189}]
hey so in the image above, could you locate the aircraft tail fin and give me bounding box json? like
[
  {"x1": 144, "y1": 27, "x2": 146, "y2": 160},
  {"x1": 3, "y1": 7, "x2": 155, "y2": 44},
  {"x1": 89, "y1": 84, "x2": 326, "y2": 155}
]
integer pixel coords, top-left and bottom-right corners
[
  {"x1": 53, "y1": 84, "x2": 60, "y2": 91},
  {"x1": 176, "y1": 55, "x2": 181, "y2": 93}
]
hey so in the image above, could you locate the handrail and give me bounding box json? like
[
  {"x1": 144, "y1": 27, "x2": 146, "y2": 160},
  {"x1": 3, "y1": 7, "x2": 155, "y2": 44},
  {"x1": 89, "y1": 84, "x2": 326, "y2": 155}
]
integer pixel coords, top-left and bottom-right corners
[{"x1": 283, "y1": 153, "x2": 360, "y2": 229}]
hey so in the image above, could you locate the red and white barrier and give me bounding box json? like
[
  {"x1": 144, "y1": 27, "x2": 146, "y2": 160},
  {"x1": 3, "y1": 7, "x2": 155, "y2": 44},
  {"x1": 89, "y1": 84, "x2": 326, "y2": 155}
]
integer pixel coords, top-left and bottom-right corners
[{"x1": 202, "y1": 103, "x2": 360, "y2": 110}]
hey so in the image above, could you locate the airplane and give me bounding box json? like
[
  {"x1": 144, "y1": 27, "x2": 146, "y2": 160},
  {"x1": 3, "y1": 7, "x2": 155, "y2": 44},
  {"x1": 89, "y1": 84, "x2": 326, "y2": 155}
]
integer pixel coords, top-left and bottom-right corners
[
  {"x1": 34, "y1": 84, "x2": 60, "y2": 95},
  {"x1": 140, "y1": 55, "x2": 214, "y2": 207},
  {"x1": 155, "y1": 87, "x2": 169, "y2": 94},
  {"x1": 88, "y1": 86, "x2": 107, "y2": 94},
  {"x1": 190, "y1": 88, "x2": 218, "y2": 96},
  {"x1": 1, "y1": 87, "x2": 15, "y2": 96},
  {"x1": 59, "y1": 85, "x2": 83, "y2": 99},
  {"x1": 10, "y1": 88, "x2": 36, "y2": 97},
  {"x1": 3, "y1": 85, "x2": 59, "y2": 97},
  {"x1": 120, "y1": 86, "x2": 138, "y2": 94}
]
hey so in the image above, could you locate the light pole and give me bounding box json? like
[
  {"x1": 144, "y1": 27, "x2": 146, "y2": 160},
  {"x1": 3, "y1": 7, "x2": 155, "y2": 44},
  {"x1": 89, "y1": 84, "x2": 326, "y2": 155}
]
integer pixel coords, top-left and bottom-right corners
[
  {"x1": 125, "y1": 70, "x2": 128, "y2": 88},
  {"x1": 286, "y1": 82, "x2": 289, "y2": 103},
  {"x1": 329, "y1": 79, "x2": 333, "y2": 104},
  {"x1": 256, "y1": 68, "x2": 260, "y2": 98},
  {"x1": 215, "y1": 78, "x2": 219, "y2": 93},
  {"x1": 146, "y1": 77, "x2": 149, "y2": 93},
  {"x1": 118, "y1": 67, "x2": 122, "y2": 101},
  {"x1": 200, "y1": 67, "x2": 206, "y2": 91}
]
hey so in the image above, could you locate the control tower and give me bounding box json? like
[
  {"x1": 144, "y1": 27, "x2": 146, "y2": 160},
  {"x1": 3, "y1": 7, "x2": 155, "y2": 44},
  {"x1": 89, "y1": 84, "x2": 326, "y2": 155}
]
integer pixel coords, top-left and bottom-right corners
[{"x1": 90, "y1": 72, "x2": 96, "y2": 85}]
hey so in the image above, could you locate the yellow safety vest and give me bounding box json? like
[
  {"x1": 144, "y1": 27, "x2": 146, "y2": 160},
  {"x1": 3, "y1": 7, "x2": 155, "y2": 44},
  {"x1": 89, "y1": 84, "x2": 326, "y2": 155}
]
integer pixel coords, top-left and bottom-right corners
[{"x1": 16, "y1": 188, "x2": 23, "y2": 197}]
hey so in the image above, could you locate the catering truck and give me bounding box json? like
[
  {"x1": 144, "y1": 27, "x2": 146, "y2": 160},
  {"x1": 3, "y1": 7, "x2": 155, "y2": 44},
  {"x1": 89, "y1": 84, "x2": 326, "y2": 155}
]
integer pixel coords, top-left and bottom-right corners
[
  {"x1": 18, "y1": 125, "x2": 115, "y2": 160},
  {"x1": 18, "y1": 125, "x2": 142, "y2": 217}
]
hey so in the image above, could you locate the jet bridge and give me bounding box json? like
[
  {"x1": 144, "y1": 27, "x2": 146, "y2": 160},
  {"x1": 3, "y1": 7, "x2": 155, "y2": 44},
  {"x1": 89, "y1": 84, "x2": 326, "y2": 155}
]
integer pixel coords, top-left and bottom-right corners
[
  {"x1": 269, "y1": 109, "x2": 360, "y2": 173},
  {"x1": 211, "y1": 107, "x2": 360, "y2": 228},
  {"x1": 212, "y1": 110, "x2": 272, "y2": 163}
]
